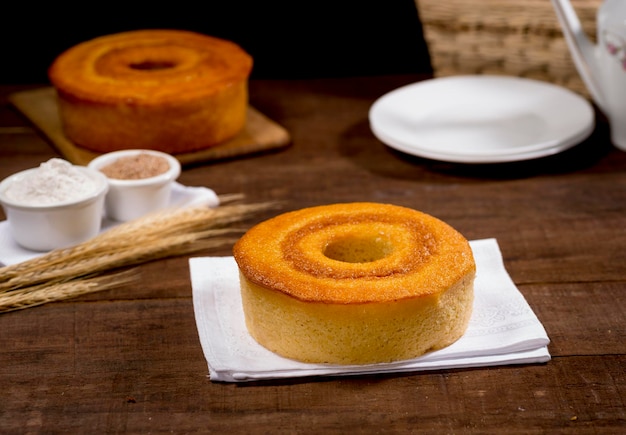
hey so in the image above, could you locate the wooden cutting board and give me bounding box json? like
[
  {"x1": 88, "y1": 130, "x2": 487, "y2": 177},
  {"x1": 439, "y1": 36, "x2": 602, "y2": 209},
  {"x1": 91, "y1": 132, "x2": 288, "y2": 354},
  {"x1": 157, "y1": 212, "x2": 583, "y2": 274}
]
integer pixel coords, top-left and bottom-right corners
[{"x1": 9, "y1": 87, "x2": 291, "y2": 166}]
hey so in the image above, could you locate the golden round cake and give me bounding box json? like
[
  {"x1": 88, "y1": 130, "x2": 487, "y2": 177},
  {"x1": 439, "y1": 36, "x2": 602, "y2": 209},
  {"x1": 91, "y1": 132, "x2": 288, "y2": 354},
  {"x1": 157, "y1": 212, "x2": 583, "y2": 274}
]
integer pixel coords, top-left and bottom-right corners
[
  {"x1": 232, "y1": 202, "x2": 476, "y2": 365},
  {"x1": 48, "y1": 29, "x2": 253, "y2": 154}
]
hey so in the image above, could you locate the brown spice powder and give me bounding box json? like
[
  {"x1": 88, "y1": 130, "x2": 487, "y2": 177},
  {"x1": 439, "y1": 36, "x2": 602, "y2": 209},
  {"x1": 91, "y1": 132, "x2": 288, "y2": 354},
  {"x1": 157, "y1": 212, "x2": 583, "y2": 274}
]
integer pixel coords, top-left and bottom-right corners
[{"x1": 100, "y1": 153, "x2": 170, "y2": 180}]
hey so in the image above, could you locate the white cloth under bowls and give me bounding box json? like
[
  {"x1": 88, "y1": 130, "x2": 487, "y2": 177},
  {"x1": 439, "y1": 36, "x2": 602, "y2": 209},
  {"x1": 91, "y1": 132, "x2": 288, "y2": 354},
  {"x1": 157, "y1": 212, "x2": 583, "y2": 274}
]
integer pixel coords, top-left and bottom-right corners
[{"x1": 0, "y1": 182, "x2": 219, "y2": 266}]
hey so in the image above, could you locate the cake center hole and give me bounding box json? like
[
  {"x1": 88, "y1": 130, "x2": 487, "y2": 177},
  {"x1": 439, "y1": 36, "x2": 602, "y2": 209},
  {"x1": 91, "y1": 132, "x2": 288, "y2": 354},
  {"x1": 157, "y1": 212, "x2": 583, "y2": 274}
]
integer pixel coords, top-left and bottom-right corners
[
  {"x1": 129, "y1": 60, "x2": 177, "y2": 71},
  {"x1": 324, "y1": 235, "x2": 393, "y2": 263}
]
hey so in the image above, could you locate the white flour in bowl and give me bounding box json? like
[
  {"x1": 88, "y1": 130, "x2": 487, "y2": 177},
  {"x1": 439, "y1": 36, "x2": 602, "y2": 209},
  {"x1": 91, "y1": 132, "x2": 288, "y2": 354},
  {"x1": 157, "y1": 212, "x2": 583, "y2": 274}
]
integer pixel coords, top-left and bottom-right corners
[{"x1": 4, "y1": 158, "x2": 97, "y2": 206}]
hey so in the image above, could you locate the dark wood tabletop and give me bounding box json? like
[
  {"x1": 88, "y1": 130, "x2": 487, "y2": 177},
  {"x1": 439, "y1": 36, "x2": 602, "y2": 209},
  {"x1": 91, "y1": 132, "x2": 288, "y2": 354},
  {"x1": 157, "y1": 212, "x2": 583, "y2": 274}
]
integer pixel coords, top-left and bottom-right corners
[{"x1": 1, "y1": 75, "x2": 625, "y2": 434}]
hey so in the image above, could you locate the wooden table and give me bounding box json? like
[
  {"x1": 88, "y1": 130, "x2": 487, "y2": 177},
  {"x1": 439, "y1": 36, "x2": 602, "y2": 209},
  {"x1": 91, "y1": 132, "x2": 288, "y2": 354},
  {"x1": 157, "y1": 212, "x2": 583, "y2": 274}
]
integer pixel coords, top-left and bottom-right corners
[{"x1": 1, "y1": 76, "x2": 625, "y2": 434}]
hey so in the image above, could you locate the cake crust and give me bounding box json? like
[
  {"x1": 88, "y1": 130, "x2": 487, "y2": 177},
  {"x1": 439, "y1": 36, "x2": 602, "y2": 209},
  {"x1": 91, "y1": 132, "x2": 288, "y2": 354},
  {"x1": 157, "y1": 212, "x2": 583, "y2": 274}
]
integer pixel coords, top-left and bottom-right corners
[
  {"x1": 234, "y1": 202, "x2": 475, "y2": 303},
  {"x1": 49, "y1": 29, "x2": 252, "y2": 104}
]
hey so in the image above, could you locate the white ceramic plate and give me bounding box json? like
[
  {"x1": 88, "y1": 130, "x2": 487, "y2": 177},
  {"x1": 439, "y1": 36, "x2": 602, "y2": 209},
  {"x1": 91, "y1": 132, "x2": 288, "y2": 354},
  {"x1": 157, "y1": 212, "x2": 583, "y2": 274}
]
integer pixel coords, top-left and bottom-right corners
[{"x1": 369, "y1": 75, "x2": 595, "y2": 163}]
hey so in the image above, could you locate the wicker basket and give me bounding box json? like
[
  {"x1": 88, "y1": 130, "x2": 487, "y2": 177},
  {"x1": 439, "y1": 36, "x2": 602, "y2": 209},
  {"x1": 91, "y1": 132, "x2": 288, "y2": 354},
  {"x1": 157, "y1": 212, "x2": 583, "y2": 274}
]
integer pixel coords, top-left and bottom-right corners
[{"x1": 415, "y1": 0, "x2": 601, "y2": 98}]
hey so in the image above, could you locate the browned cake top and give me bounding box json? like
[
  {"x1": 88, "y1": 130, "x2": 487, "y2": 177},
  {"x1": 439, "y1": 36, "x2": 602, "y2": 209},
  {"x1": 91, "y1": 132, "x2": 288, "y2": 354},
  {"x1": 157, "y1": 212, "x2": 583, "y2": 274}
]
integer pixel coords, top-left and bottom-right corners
[
  {"x1": 48, "y1": 29, "x2": 253, "y2": 105},
  {"x1": 233, "y1": 202, "x2": 476, "y2": 304}
]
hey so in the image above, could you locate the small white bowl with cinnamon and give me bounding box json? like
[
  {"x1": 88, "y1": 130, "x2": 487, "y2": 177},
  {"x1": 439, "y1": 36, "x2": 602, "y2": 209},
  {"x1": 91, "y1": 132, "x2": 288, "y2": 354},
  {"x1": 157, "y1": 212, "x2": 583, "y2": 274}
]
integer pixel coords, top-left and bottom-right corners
[{"x1": 88, "y1": 149, "x2": 181, "y2": 222}]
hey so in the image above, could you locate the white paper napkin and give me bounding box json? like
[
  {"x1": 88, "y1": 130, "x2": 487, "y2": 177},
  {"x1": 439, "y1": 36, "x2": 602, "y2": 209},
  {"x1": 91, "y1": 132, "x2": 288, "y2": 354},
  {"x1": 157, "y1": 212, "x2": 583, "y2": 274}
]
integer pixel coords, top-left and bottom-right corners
[
  {"x1": 190, "y1": 238, "x2": 551, "y2": 382},
  {"x1": 0, "y1": 182, "x2": 219, "y2": 266}
]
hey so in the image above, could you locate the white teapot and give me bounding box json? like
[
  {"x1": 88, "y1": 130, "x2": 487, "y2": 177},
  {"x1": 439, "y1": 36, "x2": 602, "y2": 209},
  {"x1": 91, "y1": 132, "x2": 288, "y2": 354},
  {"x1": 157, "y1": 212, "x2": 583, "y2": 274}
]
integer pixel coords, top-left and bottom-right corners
[{"x1": 551, "y1": 0, "x2": 626, "y2": 151}]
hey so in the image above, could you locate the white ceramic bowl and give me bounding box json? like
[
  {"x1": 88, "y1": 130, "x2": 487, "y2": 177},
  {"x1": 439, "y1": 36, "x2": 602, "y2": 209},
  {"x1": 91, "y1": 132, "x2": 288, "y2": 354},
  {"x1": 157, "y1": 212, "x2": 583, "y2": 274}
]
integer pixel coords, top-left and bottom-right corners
[
  {"x1": 0, "y1": 166, "x2": 108, "y2": 251},
  {"x1": 88, "y1": 149, "x2": 181, "y2": 222}
]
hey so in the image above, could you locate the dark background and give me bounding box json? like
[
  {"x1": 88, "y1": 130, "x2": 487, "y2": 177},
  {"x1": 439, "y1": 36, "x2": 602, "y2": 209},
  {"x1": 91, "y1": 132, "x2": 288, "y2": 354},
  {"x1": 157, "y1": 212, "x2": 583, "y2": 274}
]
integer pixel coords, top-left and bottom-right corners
[{"x1": 0, "y1": 1, "x2": 432, "y2": 83}]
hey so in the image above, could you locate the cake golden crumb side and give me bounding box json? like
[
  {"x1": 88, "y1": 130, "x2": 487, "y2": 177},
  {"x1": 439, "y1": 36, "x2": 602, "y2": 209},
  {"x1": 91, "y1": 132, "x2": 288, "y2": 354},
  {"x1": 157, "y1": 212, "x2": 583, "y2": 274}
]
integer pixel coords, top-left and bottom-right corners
[
  {"x1": 233, "y1": 202, "x2": 476, "y2": 365},
  {"x1": 239, "y1": 271, "x2": 474, "y2": 364}
]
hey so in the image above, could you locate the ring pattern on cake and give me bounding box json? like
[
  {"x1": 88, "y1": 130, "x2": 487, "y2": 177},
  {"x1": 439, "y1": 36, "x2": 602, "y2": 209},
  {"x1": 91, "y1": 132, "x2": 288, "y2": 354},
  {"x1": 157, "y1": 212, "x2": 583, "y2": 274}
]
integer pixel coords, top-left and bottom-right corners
[{"x1": 281, "y1": 212, "x2": 438, "y2": 280}]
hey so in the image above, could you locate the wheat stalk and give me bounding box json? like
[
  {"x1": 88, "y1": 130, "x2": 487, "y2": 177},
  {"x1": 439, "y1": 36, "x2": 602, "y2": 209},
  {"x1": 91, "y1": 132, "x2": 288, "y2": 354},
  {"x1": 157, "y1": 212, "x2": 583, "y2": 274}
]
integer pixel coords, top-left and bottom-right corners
[
  {"x1": 0, "y1": 196, "x2": 277, "y2": 312},
  {"x1": 0, "y1": 270, "x2": 138, "y2": 313}
]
